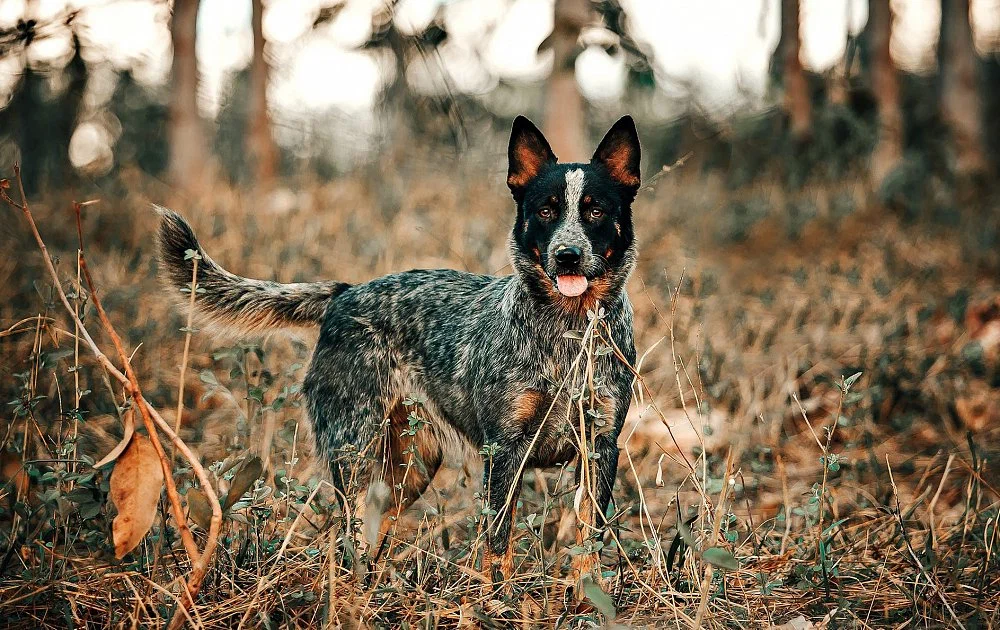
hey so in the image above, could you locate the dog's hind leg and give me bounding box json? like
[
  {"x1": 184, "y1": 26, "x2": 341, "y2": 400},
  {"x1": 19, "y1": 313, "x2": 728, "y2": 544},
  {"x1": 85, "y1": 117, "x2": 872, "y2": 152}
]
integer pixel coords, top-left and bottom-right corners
[
  {"x1": 365, "y1": 402, "x2": 443, "y2": 554},
  {"x1": 305, "y1": 327, "x2": 441, "y2": 561},
  {"x1": 335, "y1": 400, "x2": 443, "y2": 564}
]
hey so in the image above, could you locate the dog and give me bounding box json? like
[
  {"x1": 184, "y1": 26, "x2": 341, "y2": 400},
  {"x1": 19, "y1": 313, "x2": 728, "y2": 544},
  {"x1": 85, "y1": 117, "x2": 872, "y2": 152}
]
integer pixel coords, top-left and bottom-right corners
[{"x1": 157, "y1": 115, "x2": 641, "y2": 586}]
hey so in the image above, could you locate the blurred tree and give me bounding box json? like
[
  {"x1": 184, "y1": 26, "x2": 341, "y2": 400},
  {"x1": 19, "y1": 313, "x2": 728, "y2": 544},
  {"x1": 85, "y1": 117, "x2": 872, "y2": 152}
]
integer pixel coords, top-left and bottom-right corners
[
  {"x1": 358, "y1": 2, "x2": 471, "y2": 152},
  {"x1": 0, "y1": 17, "x2": 86, "y2": 194},
  {"x1": 774, "y1": 0, "x2": 812, "y2": 143},
  {"x1": 826, "y1": 2, "x2": 854, "y2": 107},
  {"x1": 111, "y1": 71, "x2": 169, "y2": 176},
  {"x1": 869, "y1": 0, "x2": 903, "y2": 184},
  {"x1": 168, "y1": 0, "x2": 209, "y2": 191},
  {"x1": 248, "y1": 0, "x2": 277, "y2": 186},
  {"x1": 54, "y1": 32, "x2": 87, "y2": 186},
  {"x1": 938, "y1": 0, "x2": 987, "y2": 177},
  {"x1": 545, "y1": 0, "x2": 591, "y2": 161},
  {"x1": 216, "y1": 70, "x2": 251, "y2": 182},
  {"x1": 594, "y1": 0, "x2": 655, "y2": 94}
]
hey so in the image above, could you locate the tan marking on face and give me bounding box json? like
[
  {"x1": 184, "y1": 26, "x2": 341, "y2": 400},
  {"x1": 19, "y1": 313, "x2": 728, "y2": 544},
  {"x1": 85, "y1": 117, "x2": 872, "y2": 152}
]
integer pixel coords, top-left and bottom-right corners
[
  {"x1": 528, "y1": 259, "x2": 616, "y2": 317},
  {"x1": 551, "y1": 275, "x2": 613, "y2": 316}
]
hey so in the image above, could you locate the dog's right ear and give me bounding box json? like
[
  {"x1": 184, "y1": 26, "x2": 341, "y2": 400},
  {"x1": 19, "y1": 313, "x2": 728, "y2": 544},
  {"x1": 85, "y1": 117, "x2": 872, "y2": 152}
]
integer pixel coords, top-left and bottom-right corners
[{"x1": 507, "y1": 116, "x2": 556, "y2": 198}]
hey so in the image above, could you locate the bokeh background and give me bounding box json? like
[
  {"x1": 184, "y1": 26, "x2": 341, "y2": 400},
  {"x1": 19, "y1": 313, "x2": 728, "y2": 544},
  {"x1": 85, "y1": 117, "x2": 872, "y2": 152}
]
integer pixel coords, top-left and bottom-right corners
[
  {"x1": 3, "y1": 1, "x2": 1000, "y2": 627},
  {"x1": 1, "y1": 0, "x2": 998, "y2": 190}
]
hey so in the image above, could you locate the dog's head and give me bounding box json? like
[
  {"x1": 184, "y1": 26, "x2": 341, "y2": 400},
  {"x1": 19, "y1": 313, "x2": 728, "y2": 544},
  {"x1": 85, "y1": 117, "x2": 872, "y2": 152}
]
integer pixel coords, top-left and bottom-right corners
[{"x1": 506, "y1": 115, "x2": 640, "y2": 309}]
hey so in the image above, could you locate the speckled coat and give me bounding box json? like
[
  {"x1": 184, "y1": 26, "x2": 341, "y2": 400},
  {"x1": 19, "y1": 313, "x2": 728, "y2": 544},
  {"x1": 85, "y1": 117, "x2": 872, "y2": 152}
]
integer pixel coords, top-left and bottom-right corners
[{"x1": 157, "y1": 116, "x2": 642, "y2": 581}]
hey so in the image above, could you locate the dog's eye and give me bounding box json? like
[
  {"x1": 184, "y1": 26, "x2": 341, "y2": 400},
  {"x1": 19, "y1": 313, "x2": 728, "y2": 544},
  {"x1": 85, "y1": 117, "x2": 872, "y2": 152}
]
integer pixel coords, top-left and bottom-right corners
[
  {"x1": 537, "y1": 206, "x2": 555, "y2": 220},
  {"x1": 587, "y1": 207, "x2": 604, "y2": 220}
]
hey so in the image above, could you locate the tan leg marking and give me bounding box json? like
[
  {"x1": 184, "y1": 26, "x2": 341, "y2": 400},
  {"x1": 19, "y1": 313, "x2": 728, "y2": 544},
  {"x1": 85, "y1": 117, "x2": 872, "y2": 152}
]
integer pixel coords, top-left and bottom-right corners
[
  {"x1": 570, "y1": 485, "x2": 602, "y2": 598},
  {"x1": 352, "y1": 402, "x2": 442, "y2": 557},
  {"x1": 484, "y1": 504, "x2": 519, "y2": 593}
]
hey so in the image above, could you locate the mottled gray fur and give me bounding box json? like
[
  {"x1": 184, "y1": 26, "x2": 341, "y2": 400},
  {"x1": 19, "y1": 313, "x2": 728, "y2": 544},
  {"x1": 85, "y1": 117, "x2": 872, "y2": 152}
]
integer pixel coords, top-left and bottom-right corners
[
  {"x1": 156, "y1": 206, "x2": 350, "y2": 334},
  {"x1": 156, "y1": 117, "x2": 641, "y2": 569}
]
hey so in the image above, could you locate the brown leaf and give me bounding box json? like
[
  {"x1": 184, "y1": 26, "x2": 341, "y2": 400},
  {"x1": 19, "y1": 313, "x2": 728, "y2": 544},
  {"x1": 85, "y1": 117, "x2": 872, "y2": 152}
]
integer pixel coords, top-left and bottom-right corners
[
  {"x1": 955, "y1": 382, "x2": 1000, "y2": 433},
  {"x1": 186, "y1": 488, "x2": 212, "y2": 530},
  {"x1": 1, "y1": 452, "x2": 28, "y2": 496},
  {"x1": 770, "y1": 616, "x2": 819, "y2": 630},
  {"x1": 94, "y1": 408, "x2": 136, "y2": 468},
  {"x1": 966, "y1": 297, "x2": 1000, "y2": 362},
  {"x1": 222, "y1": 455, "x2": 262, "y2": 513},
  {"x1": 110, "y1": 434, "x2": 164, "y2": 559}
]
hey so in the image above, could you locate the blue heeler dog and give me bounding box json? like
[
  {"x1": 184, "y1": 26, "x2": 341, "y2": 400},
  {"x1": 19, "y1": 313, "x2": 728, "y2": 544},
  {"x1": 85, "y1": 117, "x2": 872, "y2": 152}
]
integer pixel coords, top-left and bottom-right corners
[{"x1": 157, "y1": 116, "x2": 641, "y2": 586}]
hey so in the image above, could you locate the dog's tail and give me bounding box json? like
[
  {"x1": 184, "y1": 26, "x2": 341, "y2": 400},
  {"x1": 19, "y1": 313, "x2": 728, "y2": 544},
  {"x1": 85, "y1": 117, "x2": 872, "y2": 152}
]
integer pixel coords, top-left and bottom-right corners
[{"x1": 155, "y1": 206, "x2": 350, "y2": 335}]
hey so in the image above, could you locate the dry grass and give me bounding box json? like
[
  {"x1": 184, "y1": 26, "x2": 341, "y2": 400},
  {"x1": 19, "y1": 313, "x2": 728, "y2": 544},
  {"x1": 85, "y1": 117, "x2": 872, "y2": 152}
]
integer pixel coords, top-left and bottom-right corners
[{"x1": 1, "y1": 156, "x2": 999, "y2": 628}]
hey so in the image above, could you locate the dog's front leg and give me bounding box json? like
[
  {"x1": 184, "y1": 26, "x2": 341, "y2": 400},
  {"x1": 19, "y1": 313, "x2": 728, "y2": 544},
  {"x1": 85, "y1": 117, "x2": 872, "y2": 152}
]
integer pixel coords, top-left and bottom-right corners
[
  {"x1": 571, "y1": 431, "x2": 621, "y2": 591},
  {"x1": 482, "y1": 444, "x2": 525, "y2": 586},
  {"x1": 594, "y1": 432, "x2": 620, "y2": 528}
]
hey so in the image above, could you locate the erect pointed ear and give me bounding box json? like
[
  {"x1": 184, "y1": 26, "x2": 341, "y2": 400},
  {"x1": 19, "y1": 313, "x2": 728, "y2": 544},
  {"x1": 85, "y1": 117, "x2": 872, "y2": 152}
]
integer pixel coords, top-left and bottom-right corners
[
  {"x1": 591, "y1": 115, "x2": 641, "y2": 189},
  {"x1": 507, "y1": 116, "x2": 557, "y2": 195}
]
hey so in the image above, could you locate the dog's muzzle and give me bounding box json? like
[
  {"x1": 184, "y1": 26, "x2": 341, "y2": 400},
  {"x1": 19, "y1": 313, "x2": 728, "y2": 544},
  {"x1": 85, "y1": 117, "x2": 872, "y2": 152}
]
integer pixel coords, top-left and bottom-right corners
[{"x1": 551, "y1": 245, "x2": 589, "y2": 297}]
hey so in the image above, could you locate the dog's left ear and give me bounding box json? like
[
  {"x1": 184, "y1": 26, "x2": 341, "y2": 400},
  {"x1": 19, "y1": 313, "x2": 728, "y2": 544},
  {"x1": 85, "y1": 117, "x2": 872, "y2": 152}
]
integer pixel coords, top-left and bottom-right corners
[{"x1": 592, "y1": 115, "x2": 641, "y2": 189}]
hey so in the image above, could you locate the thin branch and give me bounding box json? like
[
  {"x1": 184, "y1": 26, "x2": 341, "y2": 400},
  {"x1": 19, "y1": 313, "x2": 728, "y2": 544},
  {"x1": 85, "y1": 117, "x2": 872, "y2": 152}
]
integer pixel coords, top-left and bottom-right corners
[{"x1": 3, "y1": 165, "x2": 222, "y2": 629}]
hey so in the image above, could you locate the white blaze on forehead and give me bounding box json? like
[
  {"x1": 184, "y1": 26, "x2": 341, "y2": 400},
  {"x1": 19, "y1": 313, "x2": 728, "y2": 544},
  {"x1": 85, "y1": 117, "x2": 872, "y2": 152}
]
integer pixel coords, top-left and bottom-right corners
[
  {"x1": 553, "y1": 168, "x2": 587, "y2": 248},
  {"x1": 564, "y1": 168, "x2": 585, "y2": 214}
]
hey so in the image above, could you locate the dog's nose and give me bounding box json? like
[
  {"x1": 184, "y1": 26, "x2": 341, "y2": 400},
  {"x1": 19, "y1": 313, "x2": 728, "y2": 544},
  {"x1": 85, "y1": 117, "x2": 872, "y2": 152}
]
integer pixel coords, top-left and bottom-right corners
[{"x1": 553, "y1": 246, "x2": 582, "y2": 266}]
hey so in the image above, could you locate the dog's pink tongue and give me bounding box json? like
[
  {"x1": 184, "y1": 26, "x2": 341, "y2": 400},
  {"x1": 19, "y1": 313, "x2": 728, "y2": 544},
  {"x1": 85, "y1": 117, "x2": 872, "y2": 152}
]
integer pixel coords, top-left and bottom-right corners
[{"x1": 556, "y1": 275, "x2": 589, "y2": 297}]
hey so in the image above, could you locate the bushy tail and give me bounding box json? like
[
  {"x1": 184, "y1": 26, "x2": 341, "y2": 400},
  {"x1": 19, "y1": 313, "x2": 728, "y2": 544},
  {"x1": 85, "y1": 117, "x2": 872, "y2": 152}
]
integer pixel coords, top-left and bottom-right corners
[{"x1": 155, "y1": 206, "x2": 350, "y2": 335}]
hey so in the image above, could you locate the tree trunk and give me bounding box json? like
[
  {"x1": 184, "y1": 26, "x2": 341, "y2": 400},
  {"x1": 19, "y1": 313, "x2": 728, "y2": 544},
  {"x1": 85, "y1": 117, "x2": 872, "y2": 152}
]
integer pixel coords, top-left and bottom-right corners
[
  {"x1": 827, "y1": 1, "x2": 854, "y2": 106},
  {"x1": 870, "y1": 0, "x2": 903, "y2": 183},
  {"x1": 780, "y1": 0, "x2": 812, "y2": 142},
  {"x1": 249, "y1": 0, "x2": 277, "y2": 186},
  {"x1": 545, "y1": 0, "x2": 590, "y2": 162},
  {"x1": 939, "y1": 0, "x2": 987, "y2": 176},
  {"x1": 168, "y1": 0, "x2": 208, "y2": 191}
]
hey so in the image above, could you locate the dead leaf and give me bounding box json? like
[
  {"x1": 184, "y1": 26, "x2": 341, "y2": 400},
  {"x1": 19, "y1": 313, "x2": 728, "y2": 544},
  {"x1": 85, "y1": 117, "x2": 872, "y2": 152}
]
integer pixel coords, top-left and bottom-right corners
[
  {"x1": 624, "y1": 406, "x2": 728, "y2": 459},
  {"x1": 186, "y1": 488, "x2": 213, "y2": 529},
  {"x1": 222, "y1": 455, "x2": 263, "y2": 513},
  {"x1": 94, "y1": 408, "x2": 136, "y2": 468},
  {"x1": 484, "y1": 598, "x2": 515, "y2": 617},
  {"x1": 110, "y1": 434, "x2": 164, "y2": 559},
  {"x1": 966, "y1": 297, "x2": 1000, "y2": 362},
  {"x1": 582, "y1": 576, "x2": 616, "y2": 621},
  {"x1": 770, "y1": 616, "x2": 818, "y2": 630},
  {"x1": 217, "y1": 453, "x2": 245, "y2": 477},
  {"x1": 955, "y1": 383, "x2": 999, "y2": 432},
  {"x1": 1, "y1": 452, "x2": 28, "y2": 496}
]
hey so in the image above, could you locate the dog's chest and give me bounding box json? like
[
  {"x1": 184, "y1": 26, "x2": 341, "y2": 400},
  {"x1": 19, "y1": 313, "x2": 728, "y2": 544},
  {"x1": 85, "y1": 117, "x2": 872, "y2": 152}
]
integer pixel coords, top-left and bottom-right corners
[{"x1": 516, "y1": 338, "x2": 626, "y2": 466}]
